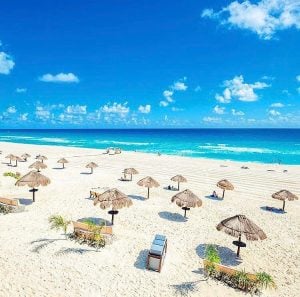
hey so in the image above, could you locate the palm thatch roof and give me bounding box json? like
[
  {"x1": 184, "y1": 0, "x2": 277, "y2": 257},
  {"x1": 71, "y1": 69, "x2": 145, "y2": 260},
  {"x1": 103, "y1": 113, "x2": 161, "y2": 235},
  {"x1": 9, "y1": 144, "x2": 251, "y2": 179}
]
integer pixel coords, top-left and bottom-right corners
[
  {"x1": 272, "y1": 190, "x2": 298, "y2": 201},
  {"x1": 57, "y1": 158, "x2": 69, "y2": 164},
  {"x1": 171, "y1": 175, "x2": 187, "y2": 183},
  {"x1": 36, "y1": 155, "x2": 48, "y2": 161},
  {"x1": 124, "y1": 168, "x2": 139, "y2": 175},
  {"x1": 11, "y1": 155, "x2": 22, "y2": 161},
  {"x1": 5, "y1": 154, "x2": 15, "y2": 159},
  {"x1": 15, "y1": 170, "x2": 51, "y2": 188},
  {"x1": 171, "y1": 189, "x2": 202, "y2": 208},
  {"x1": 29, "y1": 161, "x2": 47, "y2": 170},
  {"x1": 216, "y1": 215, "x2": 267, "y2": 241},
  {"x1": 137, "y1": 176, "x2": 160, "y2": 188},
  {"x1": 93, "y1": 188, "x2": 132, "y2": 210},
  {"x1": 217, "y1": 179, "x2": 234, "y2": 190},
  {"x1": 86, "y1": 162, "x2": 98, "y2": 169}
]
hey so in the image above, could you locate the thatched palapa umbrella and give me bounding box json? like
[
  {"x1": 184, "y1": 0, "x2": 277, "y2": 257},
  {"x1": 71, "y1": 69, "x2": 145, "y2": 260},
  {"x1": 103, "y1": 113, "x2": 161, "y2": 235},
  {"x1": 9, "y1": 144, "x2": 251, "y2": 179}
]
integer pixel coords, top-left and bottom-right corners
[
  {"x1": 36, "y1": 155, "x2": 47, "y2": 163},
  {"x1": 21, "y1": 153, "x2": 31, "y2": 162},
  {"x1": 272, "y1": 190, "x2": 298, "y2": 212},
  {"x1": 86, "y1": 162, "x2": 98, "y2": 174},
  {"x1": 29, "y1": 161, "x2": 47, "y2": 172},
  {"x1": 11, "y1": 155, "x2": 22, "y2": 167},
  {"x1": 124, "y1": 168, "x2": 139, "y2": 181},
  {"x1": 171, "y1": 189, "x2": 202, "y2": 217},
  {"x1": 137, "y1": 176, "x2": 159, "y2": 199},
  {"x1": 5, "y1": 154, "x2": 15, "y2": 165},
  {"x1": 217, "y1": 179, "x2": 234, "y2": 199},
  {"x1": 216, "y1": 214, "x2": 267, "y2": 257},
  {"x1": 57, "y1": 158, "x2": 68, "y2": 169},
  {"x1": 171, "y1": 175, "x2": 187, "y2": 191},
  {"x1": 93, "y1": 188, "x2": 132, "y2": 225},
  {"x1": 15, "y1": 170, "x2": 50, "y2": 202}
]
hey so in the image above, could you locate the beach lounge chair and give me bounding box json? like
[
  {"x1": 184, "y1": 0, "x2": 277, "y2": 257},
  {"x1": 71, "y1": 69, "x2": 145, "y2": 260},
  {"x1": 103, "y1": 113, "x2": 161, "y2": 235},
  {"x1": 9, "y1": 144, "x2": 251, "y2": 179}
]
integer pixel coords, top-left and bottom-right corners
[
  {"x1": 0, "y1": 197, "x2": 25, "y2": 212},
  {"x1": 146, "y1": 234, "x2": 167, "y2": 273},
  {"x1": 89, "y1": 191, "x2": 98, "y2": 199}
]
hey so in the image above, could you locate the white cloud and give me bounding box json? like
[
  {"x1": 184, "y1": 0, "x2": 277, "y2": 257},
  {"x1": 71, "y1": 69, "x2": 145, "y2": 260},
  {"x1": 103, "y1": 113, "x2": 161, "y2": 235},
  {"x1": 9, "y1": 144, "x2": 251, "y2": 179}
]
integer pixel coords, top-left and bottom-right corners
[
  {"x1": 65, "y1": 105, "x2": 87, "y2": 114},
  {"x1": 215, "y1": 75, "x2": 269, "y2": 103},
  {"x1": 231, "y1": 109, "x2": 245, "y2": 116},
  {"x1": 202, "y1": 0, "x2": 300, "y2": 40},
  {"x1": 159, "y1": 101, "x2": 169, "y2": 107},
  {"x1": 138, "y1": 104, "x2": 151, "y2": 114},
  {"x1": 39, "y1": 72, "x2": 79, "y2": 83},
  {"x1": 19, "y1": 113, "x2": 28, "y2": 121},
  {"x1": 269, "y1": 109, "x2": 281, "y2": 116},
  {"x1": 163, "y1": 90, "x2": 174, "y2": 102},
  {"x1": 171, "y1": 107, "x2": 184, "y2": 111},
  {"x1": 0, "y1": 52, "x2": 15, "y2": 74},
  {"x1": 35, "y1": 106, "x2": 51, "y2": 120},
  {"x1": 262, "y1": 75, "x2": 275, "y2": 80},
  {"x1": 194, "y1": 85, "x2": 202, "y2": 92},
  {"x1": 297, "y1": 75, "x2": 300, "y2": 82},
  {"x1": 214, "y1": 105, "x2": 226, "y2": 114},
  {"x1": 7, "y1": 106, "x2": 17, "y2": 113},
  {"x1": 101, "y1": 102, "x2": 129, "y2": 116},
  {"x1": 203, "y1": 116, "x2": 222, "y2": 123},
  {"x1": 270, "y1": 102, "x2": 284, "y2": 107},
  {"x1": 172, "y1": 81, "x2": 188, "y2": 91},
  {"x1": 16, "y1": 88, "x2": 27, "y2": 93}
]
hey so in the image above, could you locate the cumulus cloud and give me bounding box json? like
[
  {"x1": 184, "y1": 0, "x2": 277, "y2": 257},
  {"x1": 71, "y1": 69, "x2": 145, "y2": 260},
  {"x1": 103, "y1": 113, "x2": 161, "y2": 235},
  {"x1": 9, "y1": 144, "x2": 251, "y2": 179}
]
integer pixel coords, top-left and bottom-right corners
[
  {"x1": 201, "y1": 0, "x2": 300, "y2": 40},
  {"x1": 7, "y1": 106, "x2": 17, "y2": 113},
  {"x1": 213, "y1": 105, "x2": 226, "y2": 114},
  {"x1": 160, "y1": 78, "x2": 188, "y2": 107},
  {"x1": 16, "y1": 88, "x2": 27, "y2": 93},
  {"x1": 138, "y1": 104, "x2": 151, "y2": 114},
  {"x1": 270, "y1": 102, "x2": 284, "y2": 107},
  {"x1": 35, "y1": 106, "x2": 51, "y2": 120},
  {"x1": 215, "y1": 75, "x2": 269, "y2": 103},
  {"x1": 269, "y1": 109, "x2": 281, "y2": 116},
  {"x1": 0, "y1": 52, "x2": 15, "y2": 74},
  {"x1": 203, "y1": 116, "x2": 222, "y2": 123},
  {"x1": 19, "y1": 113, "x2": 28, "y2": 121},
  {"x1": 232, "y1": 109, "x2": 245, "y2": 116},
  {"x1": 101, "y1": 102, "x2": 129, "y2": 116},
  {"x1": 65, "y1": 105, "x2": 87, "y2": 114},
  {"x1": 39, "y1": 72, "x2": 79, "y2": 83}
]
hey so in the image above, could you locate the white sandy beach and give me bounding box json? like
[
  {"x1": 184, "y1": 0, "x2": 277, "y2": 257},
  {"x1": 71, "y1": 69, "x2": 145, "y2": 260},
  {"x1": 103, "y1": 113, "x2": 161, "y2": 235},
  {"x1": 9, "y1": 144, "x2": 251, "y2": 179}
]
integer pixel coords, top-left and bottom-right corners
[{"x1": 0, "y1": 141, "x2": 299, "y2": 297}]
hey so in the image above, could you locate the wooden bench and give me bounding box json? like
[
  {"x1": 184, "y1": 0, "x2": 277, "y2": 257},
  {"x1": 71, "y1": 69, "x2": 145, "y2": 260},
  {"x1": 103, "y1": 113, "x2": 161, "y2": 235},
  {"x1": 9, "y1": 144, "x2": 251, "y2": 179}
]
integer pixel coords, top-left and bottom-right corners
[
  {"x1": 72, "y1": 221, "x2": 113, "y2": 239},
  {"x1": 0, "y1": 197, "x2": 19, "y2": 207},
  {"x1": 203, "y1": 259, "x2": 257, "y2": 281}
]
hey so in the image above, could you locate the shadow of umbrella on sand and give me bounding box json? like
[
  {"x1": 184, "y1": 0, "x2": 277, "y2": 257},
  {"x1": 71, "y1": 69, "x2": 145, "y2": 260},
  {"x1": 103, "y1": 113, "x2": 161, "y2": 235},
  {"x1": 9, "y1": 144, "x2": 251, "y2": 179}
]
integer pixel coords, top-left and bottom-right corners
[
  {"x1": 93, "y1": 188, "x2": 133, "y2": 225},
  {"x1": 15, "y1": 170, "x2": 50, "y2": 202},
  {"x1": 137, "y1": 176, "x2": 159, "y2": 199},
  {"x1": 216, "y1": 214, "x2": 267, "y2": 258},
  {"x1": 171, "y1": 189, "x2": 202, "y2": 218},
  {"x1": 272, "y1": 190, "x2": 298, "y2": 212}
]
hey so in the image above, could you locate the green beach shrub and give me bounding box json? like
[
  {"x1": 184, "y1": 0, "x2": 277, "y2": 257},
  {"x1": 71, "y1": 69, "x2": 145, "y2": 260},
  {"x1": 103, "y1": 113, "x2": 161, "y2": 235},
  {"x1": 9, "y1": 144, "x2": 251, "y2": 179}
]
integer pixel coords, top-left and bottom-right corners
[
  {"x1": 3, "y1": 172, "x2": 21, "y2": 180},
  {"x1": 205, "y1": 244, "x2": 221, "y2": 264},
  {"x1": 0, "y1": 204, "x2": 13, "y2": 214},
  {"x1": 48, "y1": 214, "x2": 71, "y2": 235},
  {"x1": 256, "y1": 272, "x2": 276, "y2": 290}
]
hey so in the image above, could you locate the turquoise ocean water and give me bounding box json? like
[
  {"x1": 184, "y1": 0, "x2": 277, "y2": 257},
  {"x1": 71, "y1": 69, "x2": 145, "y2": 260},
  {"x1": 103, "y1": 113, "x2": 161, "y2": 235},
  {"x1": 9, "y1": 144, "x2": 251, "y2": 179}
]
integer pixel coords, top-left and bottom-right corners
[{"x1": 0, "y1": 129, "x2": 299, "y2": 165}]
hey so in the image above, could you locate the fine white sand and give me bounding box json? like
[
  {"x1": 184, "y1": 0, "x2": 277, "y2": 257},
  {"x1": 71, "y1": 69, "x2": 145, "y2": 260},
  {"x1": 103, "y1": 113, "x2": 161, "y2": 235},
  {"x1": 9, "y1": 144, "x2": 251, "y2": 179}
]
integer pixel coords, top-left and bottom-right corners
[{"x1": 0, "y1": 141, "x2": 299, "y2": 297}]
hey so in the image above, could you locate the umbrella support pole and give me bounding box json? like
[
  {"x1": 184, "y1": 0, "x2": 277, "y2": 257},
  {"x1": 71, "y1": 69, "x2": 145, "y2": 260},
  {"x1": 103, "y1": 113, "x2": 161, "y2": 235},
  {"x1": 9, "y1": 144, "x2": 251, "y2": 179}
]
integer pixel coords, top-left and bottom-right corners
[
  {"x1": 178, "y1": 182, "x2": 180, "y2": 191},
  {"x1": 91, "y1": 168, "x2": 93, "y2": 174},
  {"x1": 222, "y1": 189, "x2": 225, "y2": 199},
  {"x1": 108, "y1": 210, "x2": 119, "y2": 225},
  {"x1": 131, "y1": 174, "x2": 132, "y2": 181},
  {"x1": 30, "y1": 188, "x2": 38, "y2": 202},
  {"x1": 282, "y1": 200, "x2": 285, "y2": 211},
  {"x1": 147, "y1": 187, "x2": 150, "y2": 199},
  {"x1": 236, "y1": 235, "x2": 241, "y2": 257}
]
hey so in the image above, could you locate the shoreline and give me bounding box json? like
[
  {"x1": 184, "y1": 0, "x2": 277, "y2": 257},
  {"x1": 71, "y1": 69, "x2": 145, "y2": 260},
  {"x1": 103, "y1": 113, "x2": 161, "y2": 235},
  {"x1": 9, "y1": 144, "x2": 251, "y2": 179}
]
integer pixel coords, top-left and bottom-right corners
[{"x1": 0, "y1": 141, "x2": 298, "y2": 167}]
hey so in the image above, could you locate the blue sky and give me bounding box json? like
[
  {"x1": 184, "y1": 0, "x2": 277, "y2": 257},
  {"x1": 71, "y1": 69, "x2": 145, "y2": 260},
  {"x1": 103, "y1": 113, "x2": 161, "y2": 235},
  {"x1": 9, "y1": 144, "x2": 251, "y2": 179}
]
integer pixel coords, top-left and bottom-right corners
[{"x1": 0, "y1": 0, "x2": 299, "y2": 128}]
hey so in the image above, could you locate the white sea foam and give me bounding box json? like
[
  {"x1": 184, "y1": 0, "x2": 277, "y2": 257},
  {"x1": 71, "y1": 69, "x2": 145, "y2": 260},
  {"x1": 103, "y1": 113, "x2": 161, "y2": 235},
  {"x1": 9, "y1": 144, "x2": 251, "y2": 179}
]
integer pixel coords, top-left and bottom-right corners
[
  {"x1": 199, "y1": 144, "x2": 276, "y2": 154},
  {"x1": 95, "y1": 140, "x2": 154, "y2": 146},
  {"x1": 39, "y1": 137, "x2": 70, "y2": 143}
]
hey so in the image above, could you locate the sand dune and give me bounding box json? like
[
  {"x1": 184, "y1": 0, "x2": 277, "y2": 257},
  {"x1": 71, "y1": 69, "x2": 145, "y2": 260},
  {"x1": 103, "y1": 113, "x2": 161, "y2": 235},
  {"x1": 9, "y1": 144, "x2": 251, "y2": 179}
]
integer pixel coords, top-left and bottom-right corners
[{"x1": 0, "y1": 142, "x2": 299, "y2": 297}]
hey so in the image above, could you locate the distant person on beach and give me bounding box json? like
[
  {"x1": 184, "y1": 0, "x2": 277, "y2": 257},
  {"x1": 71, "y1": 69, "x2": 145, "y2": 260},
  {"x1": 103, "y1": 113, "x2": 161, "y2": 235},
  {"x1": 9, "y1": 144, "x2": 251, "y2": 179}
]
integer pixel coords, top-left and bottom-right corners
[{"x1": 211, "y1": 191, "x2": 218, "y2": 198}]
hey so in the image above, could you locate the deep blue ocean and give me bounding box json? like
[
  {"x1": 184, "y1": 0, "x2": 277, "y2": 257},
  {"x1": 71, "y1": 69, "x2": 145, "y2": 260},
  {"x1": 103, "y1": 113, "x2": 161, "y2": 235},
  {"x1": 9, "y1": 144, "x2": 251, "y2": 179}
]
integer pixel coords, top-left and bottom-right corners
[{"x1": 0, "y1": 129, "x2": 299, "y2": 165}]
